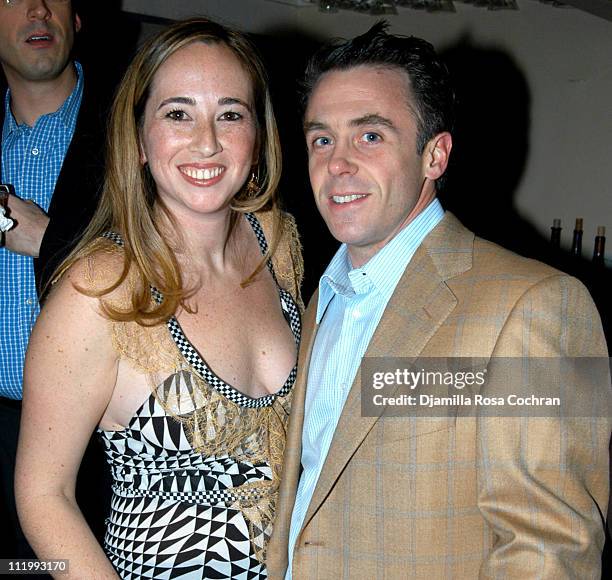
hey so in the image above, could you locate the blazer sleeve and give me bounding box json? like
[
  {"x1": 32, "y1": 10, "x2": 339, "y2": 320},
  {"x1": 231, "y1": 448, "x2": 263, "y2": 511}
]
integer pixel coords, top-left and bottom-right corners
[
  {"x1": 36, "y1": 175, "x2": 100, "y2": 292},
  {"x1": 477, "y1": 274, "x2": 611, "y2": 579},
  {"x1": 34, "y1": 92, "x2": 106, "y2": 295}
]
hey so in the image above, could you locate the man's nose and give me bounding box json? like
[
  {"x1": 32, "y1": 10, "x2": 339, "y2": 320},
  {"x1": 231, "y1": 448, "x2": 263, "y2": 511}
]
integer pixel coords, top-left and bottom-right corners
[
  {"x1": 27, "y1": 0, "x2": 52, "y2": 21},
  {"x1": 327, "y1": 143, "x2": 357, "y2": 176}
]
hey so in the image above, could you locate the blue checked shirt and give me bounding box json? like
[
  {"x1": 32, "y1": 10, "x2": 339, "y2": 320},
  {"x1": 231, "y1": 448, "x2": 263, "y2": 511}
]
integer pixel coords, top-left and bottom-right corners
[
  {"x1": 0, "y1": 62, "x2": 83, "y2": 400},
  {"x1": 286, "y1": 199, "x2": 445, "y2": 577}
]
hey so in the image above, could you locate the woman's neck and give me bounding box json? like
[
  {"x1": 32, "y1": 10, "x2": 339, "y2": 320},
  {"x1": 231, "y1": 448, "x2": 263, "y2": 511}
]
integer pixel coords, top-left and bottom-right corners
[{"x1": 158, "y1": 206, "x2": 248, "y2": 280}]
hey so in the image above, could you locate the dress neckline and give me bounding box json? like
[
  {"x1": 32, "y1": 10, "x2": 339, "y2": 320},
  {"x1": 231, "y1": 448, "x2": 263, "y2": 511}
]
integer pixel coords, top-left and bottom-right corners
[{"x1": 102, "y1": 212, "x2": 301, "y2": 409}]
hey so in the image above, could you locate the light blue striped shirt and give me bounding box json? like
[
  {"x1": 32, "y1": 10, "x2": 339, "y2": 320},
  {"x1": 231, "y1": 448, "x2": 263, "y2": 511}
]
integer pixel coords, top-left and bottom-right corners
[
  {"x1": 286, "y1": 199, "x2": 445, "y2": 577},
  {"x1": 0, "y1": 62, "x2": 83, "y2": 400}
]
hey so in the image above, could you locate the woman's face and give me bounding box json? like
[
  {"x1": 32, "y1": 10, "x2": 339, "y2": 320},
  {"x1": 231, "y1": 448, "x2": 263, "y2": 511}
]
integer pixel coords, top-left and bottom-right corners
[{"x1": 139, "y1": 41, "x2": 257, "y2": 221}]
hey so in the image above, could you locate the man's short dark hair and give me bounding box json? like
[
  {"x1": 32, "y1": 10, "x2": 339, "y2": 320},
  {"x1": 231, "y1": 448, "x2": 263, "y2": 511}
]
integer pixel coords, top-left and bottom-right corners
[{"x1": 301, "y1": 21, "x2": 455, "y2": 156}]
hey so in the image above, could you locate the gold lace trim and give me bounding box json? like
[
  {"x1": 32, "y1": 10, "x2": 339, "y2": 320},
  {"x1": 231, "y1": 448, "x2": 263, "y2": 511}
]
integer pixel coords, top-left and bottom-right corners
[{"x1": 257, "y1": 209, "x2": 305, "y2": 312}]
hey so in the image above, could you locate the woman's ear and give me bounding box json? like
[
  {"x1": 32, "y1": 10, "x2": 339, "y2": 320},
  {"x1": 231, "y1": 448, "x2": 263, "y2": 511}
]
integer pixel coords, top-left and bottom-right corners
[
  {"x1": 252, "y1": 134, "x2": 261, "y2": 167},
  {"x1": 139, "y1": 138, "x2": 147, "y2": 166}
]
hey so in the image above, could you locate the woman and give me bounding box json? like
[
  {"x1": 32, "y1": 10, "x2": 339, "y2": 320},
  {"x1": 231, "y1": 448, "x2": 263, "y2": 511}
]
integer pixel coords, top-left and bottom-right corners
[{"x1": 16, "y1": 18, "x2": 302, "y2": 579}]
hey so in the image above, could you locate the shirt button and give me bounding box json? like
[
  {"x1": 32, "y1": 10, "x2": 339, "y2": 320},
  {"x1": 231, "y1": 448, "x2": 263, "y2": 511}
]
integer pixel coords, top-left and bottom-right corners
[
  {"x1": 352, "y1": 309, "x2": 361, "y2": 319},
  {"x1": 25, "y1": 298, "x2": 34, "y2": 305},
  {"x1": 31, "y1": 147, "x2": 39, "y2": 156}
]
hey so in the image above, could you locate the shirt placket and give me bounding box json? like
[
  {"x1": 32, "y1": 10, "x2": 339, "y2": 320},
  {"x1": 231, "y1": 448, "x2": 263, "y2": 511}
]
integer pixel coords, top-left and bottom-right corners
[{"x1": 24, "y1": 117, "x2": 58, "y2": 210}]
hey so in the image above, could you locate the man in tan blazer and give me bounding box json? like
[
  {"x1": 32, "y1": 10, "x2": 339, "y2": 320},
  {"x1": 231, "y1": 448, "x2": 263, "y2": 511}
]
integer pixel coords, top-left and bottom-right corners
[{"x1": 267, "y1": 23, "x2": 611, "y2": 579}]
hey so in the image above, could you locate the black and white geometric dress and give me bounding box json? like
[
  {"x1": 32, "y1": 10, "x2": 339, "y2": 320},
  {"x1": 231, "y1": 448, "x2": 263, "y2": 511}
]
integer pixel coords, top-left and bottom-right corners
[{"x1": 96, "y1": 213, "x2": 301, "y2": 579}]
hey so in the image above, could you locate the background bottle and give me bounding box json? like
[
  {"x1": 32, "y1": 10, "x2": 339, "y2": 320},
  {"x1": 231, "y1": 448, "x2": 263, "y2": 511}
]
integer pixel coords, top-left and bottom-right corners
[
  {"x1": 571, "y1": 218, "x2": 583, "y2": 257},
  {"x1": 593, "y1": 226, "x2": 606, "y2": 266},
  {"x1": 550, "y1": 218, "x2": 562, "y2": 248}
]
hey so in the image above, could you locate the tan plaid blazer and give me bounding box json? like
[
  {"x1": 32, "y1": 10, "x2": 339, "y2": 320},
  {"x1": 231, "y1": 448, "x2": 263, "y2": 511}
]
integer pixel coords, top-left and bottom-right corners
[{"x1": 267, "y1": 213, "x2": 611, "y2": 579}]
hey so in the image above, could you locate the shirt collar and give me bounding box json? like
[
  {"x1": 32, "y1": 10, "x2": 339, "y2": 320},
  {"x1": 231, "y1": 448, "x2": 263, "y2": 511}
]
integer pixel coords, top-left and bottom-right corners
[
  {"x1": 2, "y1": 89, "x2": 19, "y2": 142},
  {"x1": 317, "y1": 244, "x2": 353, "y2": 321},
  {"x1": 316, "y1": 199, "x2": 445, "y2": 323},
  {"x1": 57, "y1": 61, "x2": 83, "y2": 129},
  {"x1": 2, "y1": 60, "x2": 83, "y2": 139}
]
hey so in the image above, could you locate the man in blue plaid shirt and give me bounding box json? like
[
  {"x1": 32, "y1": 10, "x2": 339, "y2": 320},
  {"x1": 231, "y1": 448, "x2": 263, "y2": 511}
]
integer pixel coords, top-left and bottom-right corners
[{"x1": 0, "y1": 0, "x2": 107, "y2": 558}]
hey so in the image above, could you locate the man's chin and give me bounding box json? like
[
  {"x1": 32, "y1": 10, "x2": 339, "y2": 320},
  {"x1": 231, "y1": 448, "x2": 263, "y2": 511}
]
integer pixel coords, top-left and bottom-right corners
[
  {"x1": 327, "y1": 227, "x2": 370, "y2": 248},
  {"x1": 20, "y1": 55, "x2": 69, "y2": 83}
]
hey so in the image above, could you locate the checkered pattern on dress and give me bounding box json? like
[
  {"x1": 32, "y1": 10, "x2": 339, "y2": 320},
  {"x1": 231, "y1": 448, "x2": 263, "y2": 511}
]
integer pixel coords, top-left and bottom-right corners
[
  {"x1": 244, "y1": 212, "x2": 300, "y2": 343},
  {"x1": 101, "y1": 231, "x2": 123, "y2": 247},
  {"x1": 167, "y1": 317, "x2": 297, "y2": 409},
  {"x1": 111, "y1": 482, "x2": 270, "y2": 507}
]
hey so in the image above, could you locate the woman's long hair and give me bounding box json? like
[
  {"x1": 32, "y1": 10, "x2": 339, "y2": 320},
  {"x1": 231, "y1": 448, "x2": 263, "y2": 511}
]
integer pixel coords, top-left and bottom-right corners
[{"x1": 54, "y1": 18, "x2": 283, "y2": 325}]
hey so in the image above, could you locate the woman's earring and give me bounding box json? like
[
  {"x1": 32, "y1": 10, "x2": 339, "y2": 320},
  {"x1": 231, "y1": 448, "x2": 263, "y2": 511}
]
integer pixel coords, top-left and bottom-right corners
[{"x1": 246, "y1": 169, "x2": 261, "y2": 198}]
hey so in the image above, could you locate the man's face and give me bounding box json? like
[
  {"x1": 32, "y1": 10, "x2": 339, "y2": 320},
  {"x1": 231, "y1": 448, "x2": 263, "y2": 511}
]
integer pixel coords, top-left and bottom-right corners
[
  {"x1": 0, "y1": 0, "x2": 80, "y2": 84},
  {"x1": 305, "y1": 65, "x2": 448, "y2": 268}
]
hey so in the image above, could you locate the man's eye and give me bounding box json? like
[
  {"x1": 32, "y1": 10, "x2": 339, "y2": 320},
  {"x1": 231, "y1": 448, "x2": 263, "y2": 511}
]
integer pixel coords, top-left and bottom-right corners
[
  {"x1": 313, "y1": 136, "x2": 332, "y2": 148},
  {"x1": 360, "y1": 132, "x2": 381, "y2": 143},
  {"x1": 166, "y1": 109, "x2": 188, "y2": 121},
  {"x1": 219, "y1": 111, "x2": 243, "y2": 121}
]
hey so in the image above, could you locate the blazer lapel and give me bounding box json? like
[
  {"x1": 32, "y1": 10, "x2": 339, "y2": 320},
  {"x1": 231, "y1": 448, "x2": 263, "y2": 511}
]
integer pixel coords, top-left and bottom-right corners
[
  {"x1": 302, "y1": 213, "x2": 473, "y2": 529},
  {"x1": 268, "y1": 293, "x2": 319, "y2": 572}
]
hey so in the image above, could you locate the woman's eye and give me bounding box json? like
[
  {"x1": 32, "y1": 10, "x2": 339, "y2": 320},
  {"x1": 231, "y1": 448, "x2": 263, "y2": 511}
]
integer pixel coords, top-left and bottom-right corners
[
  {"x1": 313, "y1": 136, "x2": 332, "y2": 148},
  {"x1": 166, "y1": 109, "x2": 188, "y2": 121},
  {"x1": 219, "y1": 111, "x2": 243, "y2": 121},
  {"x1": 360, "y1": 132, "x2": 381, "y2": 144}
]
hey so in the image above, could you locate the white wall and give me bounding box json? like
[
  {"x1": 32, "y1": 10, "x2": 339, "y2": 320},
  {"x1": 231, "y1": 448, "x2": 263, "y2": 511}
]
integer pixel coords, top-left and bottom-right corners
[{"x1": 122, "y1": 0, "x2": 612, "y2": 261}]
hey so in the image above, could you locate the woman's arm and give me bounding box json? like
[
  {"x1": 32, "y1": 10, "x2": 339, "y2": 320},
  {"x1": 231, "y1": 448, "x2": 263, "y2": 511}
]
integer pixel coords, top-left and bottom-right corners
[{"x1": 15, "y1": 260, "x2": 120, "y2": 579}]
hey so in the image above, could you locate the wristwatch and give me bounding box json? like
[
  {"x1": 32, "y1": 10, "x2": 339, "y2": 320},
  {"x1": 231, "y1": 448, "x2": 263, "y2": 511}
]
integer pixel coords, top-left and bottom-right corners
[
  {"x1": 0, "y1": 183, "x2": 9, "y2": 205},
  {"x1": 0, "y1": 183, "x2": 15, "y2": 248}
]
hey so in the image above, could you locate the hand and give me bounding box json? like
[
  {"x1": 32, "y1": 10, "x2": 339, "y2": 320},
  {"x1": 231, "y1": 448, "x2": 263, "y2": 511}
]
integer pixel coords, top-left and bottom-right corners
[{"x1": 3, "y1": 193, "x2": 50, "y2": 257}]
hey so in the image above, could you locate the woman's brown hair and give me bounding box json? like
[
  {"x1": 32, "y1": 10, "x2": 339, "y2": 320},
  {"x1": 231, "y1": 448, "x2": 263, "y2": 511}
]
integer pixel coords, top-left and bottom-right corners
[{"x1": 54, "y1": 18, "x2": 284, "y2": 325}]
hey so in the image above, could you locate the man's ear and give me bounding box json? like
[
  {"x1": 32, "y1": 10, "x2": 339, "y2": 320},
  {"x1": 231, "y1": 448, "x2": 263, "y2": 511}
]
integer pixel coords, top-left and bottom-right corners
[
  {"x1": 74, "y1": 13, "x2": 82, "y2": 34},
  {"x1": 423, "y1": 132, "x2": 452, "y2": 181}
]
